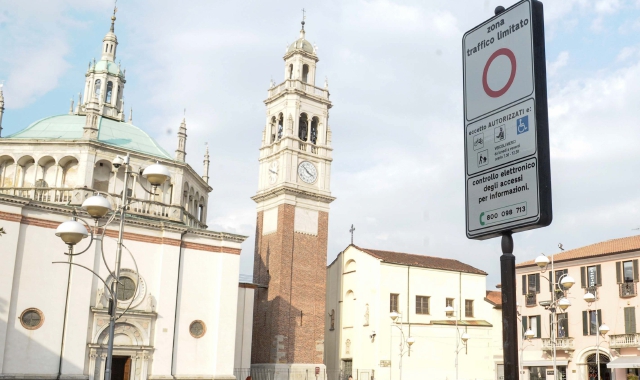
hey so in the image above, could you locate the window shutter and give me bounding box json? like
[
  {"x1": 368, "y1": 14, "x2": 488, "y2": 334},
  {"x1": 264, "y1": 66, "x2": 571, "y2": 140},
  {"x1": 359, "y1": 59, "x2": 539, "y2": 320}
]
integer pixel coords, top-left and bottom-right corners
[
  {"x1": 581, "y1": 266, "x2": 586, "y2": 288},
  {"x1": 634, "y1": 259, "x2": 639, "y2": 283},
  {"x1": 582, "y1": 311, "x2": 588, "y2": 336},
  {"x1": 522, "y1": 275, "x2": 526, "y2": 295},
  {"x1": 617, "y1": 262, "x2": 623, "y2": 284},
  {"x1": 522, "y1": 315, "x2": 528, "y2": 335},
  {"x1": 549, "y1": 271, "x2": 554, "y2": 292},
  {"x1": 625, "y1": 307, "x2": 637, "y2": 334},
  {"x1": 563, "y1": 314, "x2": 569, "y2": 337},
  {"x1": 596, "y1": 264, "x2": 602, "y2": 286},
  {"x1": 535, "y1": 273, "x2": 540, "y2": 294},
  {"x1": 549, "y1": 314, "x2": 553, "y2": 338},
  {"x1": 597, "y1": 309, "x2": 602, "y2": 328},
  {"x1": 536, "y1": 315, "x2": 541, "y2": 338}
]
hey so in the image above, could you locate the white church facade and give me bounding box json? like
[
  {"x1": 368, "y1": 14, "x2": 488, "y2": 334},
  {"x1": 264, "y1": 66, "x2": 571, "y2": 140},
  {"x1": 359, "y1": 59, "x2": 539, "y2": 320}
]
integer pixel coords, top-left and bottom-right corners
[
  {"x1": 325, "y1": 245, "x2": 505, "y2": 380},
  {"x1": 0, "y1": 11, "x2": 246, "y2": 380}
]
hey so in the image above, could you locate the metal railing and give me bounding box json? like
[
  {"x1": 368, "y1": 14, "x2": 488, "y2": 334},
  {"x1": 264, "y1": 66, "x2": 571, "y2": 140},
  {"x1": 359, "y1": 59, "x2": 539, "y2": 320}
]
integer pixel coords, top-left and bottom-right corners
[
  {"x1": 542, "y1": 337, "x2": 574, "y2": 351},
  {"x1": 620, "y1": 282, "x2": 637, "y2": 298},
  {"x1": 525, "y1": 292, "x2": 537, "y2": 306},
  {"x1": 610, "y1": 333, "x2": 640, "y2": 348},
  {"x1": 0, "y1": 186, "x2": 206, "y2": 229},
  {"x1": 267, "y1": 79, "x2": 330, "y2": 100},
  {"x1": 585, "y1": 285, "x2": 599, "y2": 300},
  {"x1": 234, "y1": 368, "x2": 373, "y2": 380}
]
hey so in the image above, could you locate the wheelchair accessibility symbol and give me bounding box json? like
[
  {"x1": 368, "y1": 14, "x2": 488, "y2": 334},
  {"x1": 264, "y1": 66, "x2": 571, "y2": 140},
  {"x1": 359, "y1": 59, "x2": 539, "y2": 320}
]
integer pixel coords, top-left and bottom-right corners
[{"x1": 517, "y1": 116, "x2": 529, "y2": 135}]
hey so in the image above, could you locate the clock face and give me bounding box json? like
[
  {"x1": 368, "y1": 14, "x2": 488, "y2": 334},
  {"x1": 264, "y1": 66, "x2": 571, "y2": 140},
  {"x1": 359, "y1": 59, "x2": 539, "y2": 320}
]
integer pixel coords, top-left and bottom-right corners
[
  {"x1": 298, "y1": 161, "x2": 318, "y2": 184},
  {"x1": 269, "y1": 160, "x2": 278, "y2": 184}
]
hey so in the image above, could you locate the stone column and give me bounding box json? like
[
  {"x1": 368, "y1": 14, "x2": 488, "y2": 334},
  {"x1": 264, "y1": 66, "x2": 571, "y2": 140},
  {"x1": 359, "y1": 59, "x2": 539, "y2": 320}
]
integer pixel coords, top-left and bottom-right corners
[
  {"x1": 99, "y1": 353, "x2": 107, "y2": 380},
  {"x1": 140, "y1": 351, "x2": 149, "y2": 380},
  {"x1": 88, "y1": 349, "x2": 98, "y2": 380}
]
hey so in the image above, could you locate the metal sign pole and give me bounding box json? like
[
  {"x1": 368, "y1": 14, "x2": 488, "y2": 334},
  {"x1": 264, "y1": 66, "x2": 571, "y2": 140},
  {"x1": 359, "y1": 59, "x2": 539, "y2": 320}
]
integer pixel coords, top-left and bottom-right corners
[{"x1": 500, "y1": 232, "x2": 519, "y2": 380}]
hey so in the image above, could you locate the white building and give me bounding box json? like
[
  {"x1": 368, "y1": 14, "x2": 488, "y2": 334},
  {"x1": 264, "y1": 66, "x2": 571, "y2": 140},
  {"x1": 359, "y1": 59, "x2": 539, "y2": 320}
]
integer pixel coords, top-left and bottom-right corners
[
  {"x1": 516, "y1": 235, "x2": 640, "y2": 380},
  {"x1": 0, "y1": 11, "x2": 246, "y2": 380},
  {"x1": 325, "y1": 245, "x2": 504, "y2": 380}
]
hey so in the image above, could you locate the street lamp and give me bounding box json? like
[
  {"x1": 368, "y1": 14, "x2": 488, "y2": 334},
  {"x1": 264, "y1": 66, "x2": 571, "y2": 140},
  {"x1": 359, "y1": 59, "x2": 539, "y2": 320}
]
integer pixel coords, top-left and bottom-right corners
[
  {"x1": 584, "y1": 293, "x2": 609, "y2": 380},
  {"x1": 53, "y1": 154, "x2": 169, "y2": 380},
  {"x1": 534, "y1": 252, "x2": 574, "y2": 380},
  {"x1": 389, "y1": 312, "x2": 414, "y2": 380},
  {"x1": 445, "y1": 304, "x2": 469, "y2": 380}
]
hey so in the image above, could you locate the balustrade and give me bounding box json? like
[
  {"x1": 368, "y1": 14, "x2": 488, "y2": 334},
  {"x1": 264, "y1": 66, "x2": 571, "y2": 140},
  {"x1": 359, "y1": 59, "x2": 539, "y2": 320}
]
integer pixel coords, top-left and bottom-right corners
[
  {"x1": 1, "y1": 186, "x2": 206, "y2": 229},
  {"x1": 609, "y1": 333, "x2": 640, "y2": 348},
  {"x1": 267, "y1": 79, "x2": 329, "y2": 100},
  {"x1": 542, "y1": 337, "x2": 574, "y2": 351}
]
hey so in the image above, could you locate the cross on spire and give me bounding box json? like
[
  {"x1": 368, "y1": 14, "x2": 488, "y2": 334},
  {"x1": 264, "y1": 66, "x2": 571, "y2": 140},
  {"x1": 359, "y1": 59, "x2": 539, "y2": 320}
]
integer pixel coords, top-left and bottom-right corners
[
  {"x1": 349, "y1": 224, "x2": 355, "y2": 245},
  {"x1": 301, "y1": 8, "x2": 306, "y2": 30}
]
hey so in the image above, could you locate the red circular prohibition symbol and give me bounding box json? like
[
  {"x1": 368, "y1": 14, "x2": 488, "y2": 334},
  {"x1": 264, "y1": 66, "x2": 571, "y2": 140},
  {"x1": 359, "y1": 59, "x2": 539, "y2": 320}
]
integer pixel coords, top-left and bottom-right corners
[{"x1": 482, "y1": 48, "x2": 517, "y2": 98}]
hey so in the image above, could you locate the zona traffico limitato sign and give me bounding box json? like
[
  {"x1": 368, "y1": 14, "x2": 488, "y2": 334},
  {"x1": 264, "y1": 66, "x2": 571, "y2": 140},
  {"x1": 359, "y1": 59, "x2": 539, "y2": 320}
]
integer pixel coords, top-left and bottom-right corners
[{"x1": 463, "y1": 0, "x2": 552, "y2": 240}]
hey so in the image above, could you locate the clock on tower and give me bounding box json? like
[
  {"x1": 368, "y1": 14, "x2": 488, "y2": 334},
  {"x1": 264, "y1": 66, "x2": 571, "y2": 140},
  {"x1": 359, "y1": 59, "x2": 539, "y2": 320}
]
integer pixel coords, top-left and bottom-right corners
[{"x1": 250, "y1": 19, "x2": 335, "y2": 376}]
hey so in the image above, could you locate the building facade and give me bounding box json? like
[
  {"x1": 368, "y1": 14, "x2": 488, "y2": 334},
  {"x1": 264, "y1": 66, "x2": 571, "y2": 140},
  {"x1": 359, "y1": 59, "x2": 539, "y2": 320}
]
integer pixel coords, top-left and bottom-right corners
[
  {"x1": 0, "y1": 12, "x2": 246, "y2": 380},
  {"x1": 325, "y1": 245, "x2": 504, "y2": 380},
  {"x1": 250, "y1": 20, "x2": 334, "y2": 378},
  {"x1": 516, "y1": 235, "x2": 640, "y2": 380}
]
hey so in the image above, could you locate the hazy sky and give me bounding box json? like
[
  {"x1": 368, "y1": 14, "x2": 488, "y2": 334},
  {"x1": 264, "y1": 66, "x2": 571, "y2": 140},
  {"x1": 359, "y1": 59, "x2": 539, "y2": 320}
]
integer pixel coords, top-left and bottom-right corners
[{"x1": 3, "y1": 0, "x2": 640, "y2": 288}]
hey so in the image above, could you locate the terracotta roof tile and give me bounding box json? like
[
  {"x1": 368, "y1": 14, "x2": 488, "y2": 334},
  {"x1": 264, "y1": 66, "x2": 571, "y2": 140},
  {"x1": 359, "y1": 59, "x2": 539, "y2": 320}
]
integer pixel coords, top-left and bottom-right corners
[
  {"x1": 485, "y1": 290, "x2": 502, "y2": 306},
  {"x1": 516, "y1": 234, "x2": 640, "y2": 268},
  {"x1": 355, "y1": 245, "x2": 487, "y2": 275}
]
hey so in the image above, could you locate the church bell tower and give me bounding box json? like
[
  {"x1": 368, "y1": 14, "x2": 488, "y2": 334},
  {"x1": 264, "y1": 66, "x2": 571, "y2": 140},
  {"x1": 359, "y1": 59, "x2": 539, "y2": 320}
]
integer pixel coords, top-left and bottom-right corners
[{"x1": 251, "y1": 19, "x2": 334, "y2": 374}]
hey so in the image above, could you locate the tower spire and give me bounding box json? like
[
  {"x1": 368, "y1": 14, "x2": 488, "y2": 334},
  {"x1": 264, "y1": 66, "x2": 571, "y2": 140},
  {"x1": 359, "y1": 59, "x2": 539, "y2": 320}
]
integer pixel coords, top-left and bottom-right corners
[
  {"x1": 101, "y1": 3, "x2": 118, "y2": 61},
  {"x1": 0, "y1": 83, "x2": 5, "y2": 138},
  {"x1": 175, "y1": 112, "x2": 187, "y2": 162},
  {"x1": 203, "y1": 143, "x2": 210, "y2": 184}
]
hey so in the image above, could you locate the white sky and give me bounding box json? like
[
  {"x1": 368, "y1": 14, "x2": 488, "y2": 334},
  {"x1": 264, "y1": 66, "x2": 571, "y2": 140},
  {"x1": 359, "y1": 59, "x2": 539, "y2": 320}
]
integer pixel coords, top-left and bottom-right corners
[{"x1": 3, "y1": 0, "x2": 640, "y2": 288}]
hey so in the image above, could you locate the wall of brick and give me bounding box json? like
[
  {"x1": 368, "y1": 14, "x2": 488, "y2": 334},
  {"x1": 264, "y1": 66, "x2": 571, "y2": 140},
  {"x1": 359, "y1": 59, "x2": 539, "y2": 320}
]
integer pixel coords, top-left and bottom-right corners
[{"x1": 252, "y1": 203, "x2": 328, "y2": 365}]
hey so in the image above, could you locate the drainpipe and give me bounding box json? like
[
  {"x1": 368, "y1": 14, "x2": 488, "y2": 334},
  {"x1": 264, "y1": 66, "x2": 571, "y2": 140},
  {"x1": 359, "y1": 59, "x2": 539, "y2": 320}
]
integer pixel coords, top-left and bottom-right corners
[
  {"x1": 56, "y1": 251, "x2": 74, "y2": 380},
  {"x1": 170, "y1": 229, "x2": 188, "y2": 376}
]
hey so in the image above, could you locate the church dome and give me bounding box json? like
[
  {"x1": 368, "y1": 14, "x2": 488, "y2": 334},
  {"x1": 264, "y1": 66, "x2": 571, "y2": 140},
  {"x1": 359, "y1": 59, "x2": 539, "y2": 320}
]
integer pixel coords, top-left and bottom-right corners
[
  {"x1": 6, "y1": 114, "x2": 172, "y2": 159},
  {"x1": 93, "y1": 60, "x2": 123, "y2": 76},
  {"x1": 287, "y1": 38, "x2": 314, "y2": 54}
]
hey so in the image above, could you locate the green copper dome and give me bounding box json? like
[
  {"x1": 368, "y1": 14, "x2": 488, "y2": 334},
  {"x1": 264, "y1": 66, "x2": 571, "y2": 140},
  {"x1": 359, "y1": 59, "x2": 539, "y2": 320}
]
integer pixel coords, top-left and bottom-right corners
[
  {"x1": 287, "y1": 38, "x2": 314, "y2": 54},
  {"x1": 6, "y1": 114, "x2": 172, "y2": 160},
  {"x1": 93, "y1": 60, "x2": 122, "y2": 76}
]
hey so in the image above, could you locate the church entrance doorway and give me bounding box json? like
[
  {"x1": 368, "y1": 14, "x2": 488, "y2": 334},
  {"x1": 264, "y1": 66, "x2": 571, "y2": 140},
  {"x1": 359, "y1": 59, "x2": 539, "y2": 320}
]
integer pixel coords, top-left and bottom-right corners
[{"x1": 108, "y1": 356, "x2": 132, "y2": 380}]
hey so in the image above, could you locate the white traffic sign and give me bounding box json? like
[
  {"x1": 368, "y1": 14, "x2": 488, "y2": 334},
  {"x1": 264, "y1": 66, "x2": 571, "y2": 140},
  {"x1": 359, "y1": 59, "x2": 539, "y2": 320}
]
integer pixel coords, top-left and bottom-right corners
[
  {"x1": 464, "y1": 1, "x2": 534, "y2": 121},
  {"x1": 463, "y1": 0, "x2": 552, "y2": 240}
]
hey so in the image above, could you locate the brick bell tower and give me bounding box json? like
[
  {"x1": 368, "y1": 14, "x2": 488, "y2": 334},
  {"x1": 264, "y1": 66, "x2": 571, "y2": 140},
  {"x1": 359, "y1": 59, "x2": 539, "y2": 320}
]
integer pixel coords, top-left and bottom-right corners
[{"x1": 251, "y1": 18, "x2": 334, "y2": 376}]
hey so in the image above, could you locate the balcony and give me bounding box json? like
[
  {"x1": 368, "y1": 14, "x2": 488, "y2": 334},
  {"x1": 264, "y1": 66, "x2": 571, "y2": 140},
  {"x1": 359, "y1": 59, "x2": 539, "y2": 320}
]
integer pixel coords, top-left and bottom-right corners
[
  {"x1": 267, "y1": 79, "x2": 330, "y2": 101},
  {"x1": 0, "y1": 186, "x2": 207, "y2": 229},
  {"x1": 609, "y1": 333, "x2": 640, "y2": 348},
  {"x1": 620, "y1": 282, "x2": 637, "y2": 298},
  {"x1": 585, "y1": 285, "x2": 599, "y2": 300},
  {"x1": 542, "y1": 337, "x2": 575, "y2": 351},
  {"x1": 525, "y1": 292, "x2": 537, "y2": 306}
]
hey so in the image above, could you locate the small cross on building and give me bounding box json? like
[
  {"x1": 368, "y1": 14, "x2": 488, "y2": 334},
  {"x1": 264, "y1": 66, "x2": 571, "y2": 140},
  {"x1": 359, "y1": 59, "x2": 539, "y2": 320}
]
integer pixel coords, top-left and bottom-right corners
[{"x1": 349, "y1": 224, "x2": 355, "y2": 245}]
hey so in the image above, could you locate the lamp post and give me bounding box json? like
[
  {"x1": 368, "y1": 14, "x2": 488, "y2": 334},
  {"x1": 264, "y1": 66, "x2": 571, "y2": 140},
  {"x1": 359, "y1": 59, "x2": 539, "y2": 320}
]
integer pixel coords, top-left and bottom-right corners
[
  {"x1": 534, "y1": 253, "x2": 575, "y2": 380},
  {"x1": 54, "y1": 154, "x2": 170, "y2": 380},
  {"x1": 584, "y1": 292, "x2": 610, "y2": 380},
  {"x1": 390, "y1": 311, "x2": 415, "y2": 380},
  {"x1": 444, "y1": 305, "x2": 470, "y2": 380},
  {"x1": 519, "y1": 328, "x2": 536, "y2": 376}
]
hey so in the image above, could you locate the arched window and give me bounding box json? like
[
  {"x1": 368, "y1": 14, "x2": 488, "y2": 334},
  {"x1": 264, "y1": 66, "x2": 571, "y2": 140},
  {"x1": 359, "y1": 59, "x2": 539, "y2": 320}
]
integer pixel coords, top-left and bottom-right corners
[
  {"x1": 302, "y1": 64, "x2": 309, "y2": 83},
  {"x1": 105, "y1": 44, "x2": 108, "y2": 53},
  {"x1": 270, "y1": 117, "x2": 276, "y2": 143},
  {"x1": 345, "y1": 259, "x2": 356, "y2": 272},
  {"x1": 277, "y1": 114, "x2": 284, "y2": 140},
  {"x1": 93, "y1": 160, "x2": 112, "y2": 192},
  {"x1": 310, "y1": 117, "x2": 319, "y2": 144},
  {"x1": 94, "y1": 79, "x2": 101, "y2": 98},
  {"x1": 105, "y1": 81, "x2": 113, "y2": 103},
  {"x1": 344, "y1": 291, "x2": 355, "y2": 328},
  {"x1": 289, "y1": 64, "x2": 293, "y2": 79},
  {"x1": 298, "y1": 113, "x2": 308, "y2": 141}
]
